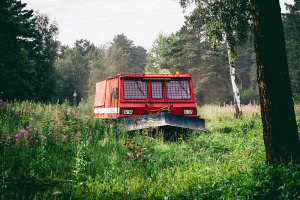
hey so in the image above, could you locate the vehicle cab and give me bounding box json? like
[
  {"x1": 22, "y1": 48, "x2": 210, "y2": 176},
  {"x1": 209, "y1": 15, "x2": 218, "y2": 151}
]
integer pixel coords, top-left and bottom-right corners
[{"x1": 94, "y1": 73, "x2": 199, "y2": 119}]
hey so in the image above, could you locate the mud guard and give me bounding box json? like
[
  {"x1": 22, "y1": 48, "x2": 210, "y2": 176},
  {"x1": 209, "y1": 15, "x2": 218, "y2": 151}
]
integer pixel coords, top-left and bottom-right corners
[{"x1": 117, "y1": 113, "x2": 205, "y2": 132}]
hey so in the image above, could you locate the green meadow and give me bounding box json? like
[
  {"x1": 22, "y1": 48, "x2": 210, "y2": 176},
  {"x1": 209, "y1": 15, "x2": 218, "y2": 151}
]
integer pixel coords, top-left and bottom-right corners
[{"x1": 0, "y1": 101, "x2": 299, "y2": 199}]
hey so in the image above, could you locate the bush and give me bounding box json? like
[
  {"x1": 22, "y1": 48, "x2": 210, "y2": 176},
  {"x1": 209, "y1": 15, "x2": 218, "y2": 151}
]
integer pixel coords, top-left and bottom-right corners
[{"x1": 241, "y1": 87, "x2": 260, "y2": 105}]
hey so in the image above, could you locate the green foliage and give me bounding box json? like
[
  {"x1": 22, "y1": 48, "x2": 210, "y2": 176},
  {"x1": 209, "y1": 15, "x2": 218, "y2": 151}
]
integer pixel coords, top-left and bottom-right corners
[
  {"x1": 0, "y1": 1, "x2": 59, "y2": 102},
  {"x1": 282, "y1": 12, "x2": 300, "y2": 103},
  {"x1": 55, "y1": 45, "x2": 94, "y2": 102},
  {"x1": 146, "y1": 30, "x2": 233, "y2": 105},
  {"x1": 112, "y1": 34, "x2": 147, "y2": 73},
  {"x1": 240, "y1": 87, "x2": 260, "y2": 105},
  {"x1": 56, "y1": 34, "x2": 147, "y2": 102},
  {"x1": 1, "y1": 101, "x2": 299, "y2": 199},
  {"x1": 0, "y1": 0, "x2": 37, "y2": 100},
  {"x1": 30, "y1": 12, "x2": 59, "y2": 102},
  {"x1": 180, "y1": 0, "x2": 252, "y2": 60}
]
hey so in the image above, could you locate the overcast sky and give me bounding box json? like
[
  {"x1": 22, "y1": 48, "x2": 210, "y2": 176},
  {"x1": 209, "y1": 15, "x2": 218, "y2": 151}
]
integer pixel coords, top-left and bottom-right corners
[{"x1": 22, "y1": 0, "x2": 294, "y2": 50}]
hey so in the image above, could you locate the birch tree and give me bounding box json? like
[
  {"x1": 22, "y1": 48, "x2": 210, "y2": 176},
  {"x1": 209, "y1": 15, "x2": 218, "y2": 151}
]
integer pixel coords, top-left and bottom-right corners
[{"x1": 180, "y1": 0, "x2": 252, "y2": 117}]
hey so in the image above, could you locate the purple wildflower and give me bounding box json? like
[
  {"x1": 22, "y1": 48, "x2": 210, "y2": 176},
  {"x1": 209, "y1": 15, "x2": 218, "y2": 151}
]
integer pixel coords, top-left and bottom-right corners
[
  {"x1": 110, "y1": 124, "x2": 113, "y2": 129},
  {"x1": 88, "y1": 136, "x2": 92, "y2": 142},
  {"x1": 90, "y1": 104, "x2": 93, "y2": 107},
  {"x1": 41, "y1": 135, "x2": 47, "y2": 140},
  {"x1": 55, "y1": 121, "x2": 60, "y2": 127},
  {"x1": 29, "y1": 124, "x2": 32, "y2": 128},
  {"x1": 77, "y1": 106, "x2": 80, "y2": 109},
  {"x1": 77, "y1": 117, "x2": 80, "y2": 120},
  {"x1": 30, "y1": 117, "x2": 34, "y2": 121},
  {"x1": 8, "y1": 136, "x2": 12, "y2": 140},
  {"x1": 34, "y1": 128, "x2": 37, "y2": 131},
  {"x1": 0, "y1": 99, "x2": 5, "y2": 106},
  {"x1": 67, "y1": 113, "x2": 70, "y2": 115},
  {"x1": 73, "y1": 92, "x2": 77, "y2": 98}
]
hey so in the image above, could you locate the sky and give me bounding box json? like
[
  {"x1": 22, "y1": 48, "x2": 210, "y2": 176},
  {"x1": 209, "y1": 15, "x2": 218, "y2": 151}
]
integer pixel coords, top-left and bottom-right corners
[{"x1": 22, "y1": 0, "x2": 294, "y2": 50}]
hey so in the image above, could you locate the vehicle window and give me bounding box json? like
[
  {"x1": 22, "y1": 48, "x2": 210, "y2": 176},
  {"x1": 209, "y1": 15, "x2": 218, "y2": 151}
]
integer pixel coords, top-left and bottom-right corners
[
  {"x1": 123, "y1": 80, "x2": 148, "y2": 100},
  {"x1": 166, "y1": 80, "x2": 191, "y2": 100},
  {"x1": 151, "y1": 81, "x2": 163, "y2": 99}
]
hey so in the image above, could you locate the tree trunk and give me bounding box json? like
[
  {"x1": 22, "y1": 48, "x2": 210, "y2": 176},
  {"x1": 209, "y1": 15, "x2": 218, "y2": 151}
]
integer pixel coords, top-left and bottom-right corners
[
  {"x1": 227, "y1": 43, "x2": 242, "y2": 118},
  {"x1": 251, "y1": 0, "x2": 300, "y2": 164}
]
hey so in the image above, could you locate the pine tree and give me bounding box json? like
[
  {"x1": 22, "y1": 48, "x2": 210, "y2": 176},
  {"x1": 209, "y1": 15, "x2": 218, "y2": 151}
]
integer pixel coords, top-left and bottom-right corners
[
  {"x1": 0, "y1": 0, "x2": 37, "y2": 100},
  {"x1": 250, "y1": 0, "x2": 300, "y2": 164}
]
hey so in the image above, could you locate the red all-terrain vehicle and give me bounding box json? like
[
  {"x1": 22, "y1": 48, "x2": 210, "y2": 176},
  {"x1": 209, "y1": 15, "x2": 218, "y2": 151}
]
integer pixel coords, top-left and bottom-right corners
[{"x1": 94, "y1": 73, "x2": 205, "y2": 131}]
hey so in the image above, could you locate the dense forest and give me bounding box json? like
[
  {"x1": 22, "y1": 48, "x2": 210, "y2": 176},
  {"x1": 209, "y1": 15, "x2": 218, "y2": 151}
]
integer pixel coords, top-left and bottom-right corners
[{"x1": 1, "y1": 0, "x2": 300, "y2": 106}]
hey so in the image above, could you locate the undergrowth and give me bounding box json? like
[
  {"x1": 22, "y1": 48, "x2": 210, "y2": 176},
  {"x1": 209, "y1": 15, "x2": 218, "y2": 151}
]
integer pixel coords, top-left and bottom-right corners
[{"x1": 0, "y1": 101, "x2": 299, "y2": 199}]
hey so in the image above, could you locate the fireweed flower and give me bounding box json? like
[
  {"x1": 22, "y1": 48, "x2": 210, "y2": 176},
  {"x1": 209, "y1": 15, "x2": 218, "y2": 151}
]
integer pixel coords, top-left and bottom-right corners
[
  {"x1": 30, "y1": 117, "x2": 34, "y2": 121},
  {"x1": 34, "y1": 128, "x2": 37, "y2": 131},
  {"x1": 0, "y1": 99, "x2": 5, "y2": 106},
  {"x1": 73, "y1": 92, "x2": 77, "y2": 98}
]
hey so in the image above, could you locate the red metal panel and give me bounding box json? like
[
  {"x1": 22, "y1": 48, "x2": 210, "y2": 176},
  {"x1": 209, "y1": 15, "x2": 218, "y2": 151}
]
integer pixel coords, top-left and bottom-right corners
[
  {"x1": 94, "y1": 81, "x2": 106, "y2": 107},
  {"x1": 104, "y1": 77, "x2": 119, "y2": 118}
]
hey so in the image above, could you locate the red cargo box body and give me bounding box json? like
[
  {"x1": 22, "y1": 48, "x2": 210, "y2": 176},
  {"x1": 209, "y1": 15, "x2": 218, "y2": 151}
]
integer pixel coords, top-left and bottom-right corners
[{"x1": 94, "y1": 73, "x2": 199, "y2": 119}]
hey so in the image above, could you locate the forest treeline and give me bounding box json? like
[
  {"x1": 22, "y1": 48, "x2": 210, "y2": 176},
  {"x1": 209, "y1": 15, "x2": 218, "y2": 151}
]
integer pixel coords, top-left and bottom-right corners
[{"x1": 1, "y1": 0, "x2": 300, "y2": 106}]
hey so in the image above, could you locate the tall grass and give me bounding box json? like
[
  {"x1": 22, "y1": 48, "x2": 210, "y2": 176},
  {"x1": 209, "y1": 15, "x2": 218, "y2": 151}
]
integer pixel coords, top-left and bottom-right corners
[{"x1": 0, "y1": 101, "x2": 299, "y2": 199}]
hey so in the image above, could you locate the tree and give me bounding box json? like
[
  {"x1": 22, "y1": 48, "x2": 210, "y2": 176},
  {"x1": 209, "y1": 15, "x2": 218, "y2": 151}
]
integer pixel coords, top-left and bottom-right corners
[
  {"x1": 87, "y1": 44, "x2": 130, "y2": 95},
  {"x1": 250, "y1": 0, "x2": 300, "y2": 164},
  {"x1": 179, "y1": 0, "x2": 300, "y2": 164},
  {"x1": 146, "y1": 29, "x2": 232, "y2": 106},
  {"x1": 75, "y1": 39, "x2": 96, "y2": 56},
  {"x1": 282, "y1": 2, "x2": 300, "y2": 102},
  {"x1": 112, "y1": 34, "x2": 147, "y2": 73},
  {"x1": 180, "y1": 0, "x2": 252, "y2": 117},
  {"x1": 0, "y1": 0, "x2": 37, "y2": 100},
  {"x1": 30, "y1": 12, "x2": 59, "y2": 102}
]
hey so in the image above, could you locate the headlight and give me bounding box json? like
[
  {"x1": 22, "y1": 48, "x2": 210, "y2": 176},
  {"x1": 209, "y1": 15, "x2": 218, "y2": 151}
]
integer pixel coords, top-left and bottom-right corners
[
  {"x1": 183, "y1": 110, "x2": 193, "y2": 115},
  {"x1": 123, "y1": 109, "x2": 134, "y2": 115}
]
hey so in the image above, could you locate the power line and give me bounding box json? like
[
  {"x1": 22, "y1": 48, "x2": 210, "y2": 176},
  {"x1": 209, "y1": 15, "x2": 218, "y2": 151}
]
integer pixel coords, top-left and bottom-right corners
[
  {"x1": 27, "y1": 0, "x2": 105, "y2": 7},
  {"x1": 61, "y1": 11, "x2": 181, "y2": 27},
  {"x1": 59, "y1": 7, "x2": 181, "y2": 22}
]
